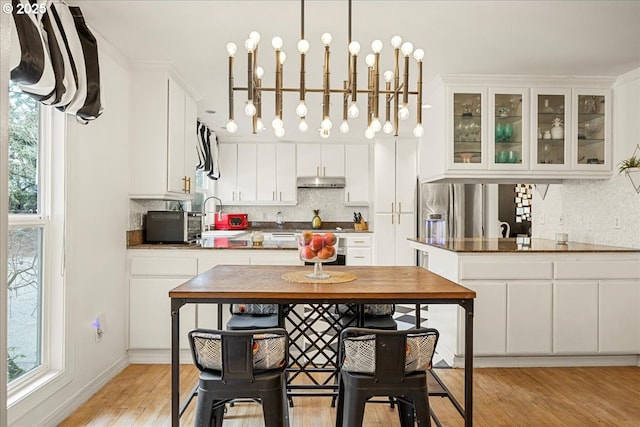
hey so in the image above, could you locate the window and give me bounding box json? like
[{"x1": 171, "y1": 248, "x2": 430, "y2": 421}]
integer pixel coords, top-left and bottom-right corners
[{"x1": 7, "y1": 82, "x2": 46, "y2": 386}]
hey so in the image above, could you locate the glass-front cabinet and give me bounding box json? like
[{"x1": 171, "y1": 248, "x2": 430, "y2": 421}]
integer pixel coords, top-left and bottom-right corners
[
  {"x1": 572, "y1": 89, "x2": 610, "y2": 171},
  {"x1": 531, "y1": 89, "x2": 571, "y2": 169},
  {"x1": 489, "y1": 89, "x2": 528, "y2": 170},
  {"x1": 419, "y1": 75, "x2": 614, "y2": 183},
  {"x1": 451, "y1": 89, "x2": 486, "y2": 168}
]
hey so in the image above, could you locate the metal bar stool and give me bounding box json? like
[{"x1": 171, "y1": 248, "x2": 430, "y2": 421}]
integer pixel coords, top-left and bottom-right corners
[
  {"x1": 188, "y1": 328, "x2": 290, "y2": 427},
  {"x1": 335, "y1": 327, "x2": 439, "y2": 427}
]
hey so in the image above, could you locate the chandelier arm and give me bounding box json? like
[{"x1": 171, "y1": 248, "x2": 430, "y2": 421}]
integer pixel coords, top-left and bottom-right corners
[
  {"x1": 402, "y1": 55, "x2": 410, "y2": 107},
  {"x1": 228, "y1": 55, "x2": 235, "y2": 121},
  {"x1": 256, "y1": 77, "x2": 262, "y2": 126},
  {"x1": 373, "y1": 52, "x2": 380, "y2": 121},
  {"x1": 393, "y1": 47, "x2": 400, "y2": 136},
  {"x1": 323, "y1": 45, "x2": 331, "y2": 120},
  {"x1": 300, "y1": 53, "x2": 306, "y2": 102},
  {"x1": 417, "y1": 59, "x2": 423, "y2": 125},
  {"x1": 275, "y1": 49, "x2": 282, "y2": 120},
  {"x1": 385, "y1": 80, "x2": 391, "y2": 124},
  {"x1": 367, "y1": 66, "x2": 373, "y2": 126},
  {"x1": 343, "y1": 81, "x2": 349, "y2": 122},
  {"x1": 351, "y1": 54, "x2": 358, "y2": 103}
]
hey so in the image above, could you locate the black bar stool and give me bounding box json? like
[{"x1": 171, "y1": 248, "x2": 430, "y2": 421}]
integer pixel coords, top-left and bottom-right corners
[{"x1": 335, "y1": 327, "x2": 439, "y2": 427}]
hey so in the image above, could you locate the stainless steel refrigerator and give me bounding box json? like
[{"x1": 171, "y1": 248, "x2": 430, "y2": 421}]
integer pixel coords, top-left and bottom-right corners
[{"x1": 417, "y1": 182, "x2": 485, "y2": 241}]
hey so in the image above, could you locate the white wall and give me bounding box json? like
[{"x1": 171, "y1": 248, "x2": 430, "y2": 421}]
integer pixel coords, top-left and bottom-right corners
[
  {"x1": 532, "y1": 68, "x2": 640, "y2": 249},
  {"x1": 8, "y1": 37, "x2": 131, "y2": 426}
]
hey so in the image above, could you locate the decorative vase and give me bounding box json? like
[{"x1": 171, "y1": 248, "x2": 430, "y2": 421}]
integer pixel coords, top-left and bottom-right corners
[
  {"x1": 311, "y1": 209, "x2": 322, "y2": 229},
  {"x1": 550, "y1": 118, "x2": 564, "y2": 139}
]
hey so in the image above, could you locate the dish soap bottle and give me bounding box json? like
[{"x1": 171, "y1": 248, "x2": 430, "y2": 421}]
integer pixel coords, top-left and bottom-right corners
[{"x1": 311, "y1": 209, "x2": 322, "y2": 229}]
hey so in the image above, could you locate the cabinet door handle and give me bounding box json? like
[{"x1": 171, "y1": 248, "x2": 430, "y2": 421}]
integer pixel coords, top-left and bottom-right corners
[
  {"x1": 187, "y1": 177, "x2": 191, "y2": 193},
  {"x1": 279, "y1": 191, "x2": 282, "y2": 201},
  {"x1": 316, "y1": 166, "x2": 319, "y2": 176},
  {"x1": 273, "y1": 191, "x2": 276, "y2": 201},
  {"x1": 182, "y1": 176, "x2": 188, "y2": 193},
  {"x1": 391, "y1": 212, "x2": 394, "y2": 225},
  {"x1": 398, "y1": 212, "x2": 401, "y2": 224},
  {"x1": 398, "y1": 202, "x2": 402, "y2": 214},
  {"x1": 354, "y1": 240, "x2": 365, "y2": 244},
  {"x1": 238, "y1": 191, "x2": 242, "y2": 200},
  {"x1": 354, "y1": 256, "x2": 366, "y2": 259},
  {"x1": 347, "y1": 192, "x2": 350, "y2": 202},
  {"x1": 323, "y1": 166, "x2": 326, "y2": 176},
  {"x1": 391, "y1": 202, "x2": 394, "y2": 213},
  {"x1": 232, "y1": 191, "x2": 235, "y2": 201}
]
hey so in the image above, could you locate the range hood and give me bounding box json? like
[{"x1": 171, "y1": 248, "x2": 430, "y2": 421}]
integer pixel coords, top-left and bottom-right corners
[{"x1": 297, "y1": 176, "x2": 346, "y2": 188}]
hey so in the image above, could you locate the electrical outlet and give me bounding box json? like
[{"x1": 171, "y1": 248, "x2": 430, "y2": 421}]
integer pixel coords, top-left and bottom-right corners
[
  {"x1": 558, "y1": 215, "x2": 564, "y2": 226},
  {"x1": 93, "y1": 313, "x2": 106, "y2": 343},
  {"x1": 614, "y1": 216, "x2": 621, "y2": 229}
]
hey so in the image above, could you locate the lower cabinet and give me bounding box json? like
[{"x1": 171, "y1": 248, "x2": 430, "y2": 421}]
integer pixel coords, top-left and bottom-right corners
[
  {"x1": 129, "y1": 277, "x2": 196, "y2": 350},
  {"x1": 344, "y1": 234, "x2": 373, "y2": 266},
  {"x1": 506, "y1": 281, "x2": 553, "y2": 354},
  {"x1": 461, "y1": 281, "x2": 507, "y2": 355},
  {"x1": 128, "y1": 249, "x2": 302, "y2": 362},
  {"x1": 128, "y1": 254, "x2": 198, "y2": 352},
  {"x1": 553, "y1": 280, "x2": 599, "y2": 354},
  {"x1": 599, "y1": 280, "x2": 640, "y2": 353}
]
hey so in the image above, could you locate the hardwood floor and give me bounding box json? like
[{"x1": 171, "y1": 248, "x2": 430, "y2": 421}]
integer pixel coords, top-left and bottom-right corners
[{"x1": 59, "y1": 364, "x2": 640, "y2": 426}]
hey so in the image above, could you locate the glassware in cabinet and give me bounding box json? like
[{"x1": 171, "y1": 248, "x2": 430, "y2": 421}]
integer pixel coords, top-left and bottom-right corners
[
  {"x1": 575, "y1": 93, "x2": 607, "y2": 167},
  {"x1": 492, "y1": 91, "x2": 526, "y2": 167},
  {"x1": 453, "y1": 92, "x2": 483, "y2": 165},
  {"x1": 532, "y1": 91, "x2": 570, "y2": 168}
]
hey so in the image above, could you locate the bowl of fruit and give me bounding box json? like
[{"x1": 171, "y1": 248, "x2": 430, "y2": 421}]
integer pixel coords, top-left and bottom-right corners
[{"x1": 298, "y1": 231, "x2": 339, "y2": 279}]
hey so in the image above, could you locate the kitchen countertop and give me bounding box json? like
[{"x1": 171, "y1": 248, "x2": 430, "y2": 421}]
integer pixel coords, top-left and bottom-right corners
[
  {"x1": 128, "y1": 239, "x2": 298, "y2": 250},
  {"x1": 409, "y1": 237, "x2": 640, "y2": 253}
]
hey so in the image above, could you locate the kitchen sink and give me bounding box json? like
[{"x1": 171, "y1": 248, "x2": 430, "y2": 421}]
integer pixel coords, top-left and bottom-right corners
[{"x1": 201, "y1": 230, "x2": 250, "y2": 238}]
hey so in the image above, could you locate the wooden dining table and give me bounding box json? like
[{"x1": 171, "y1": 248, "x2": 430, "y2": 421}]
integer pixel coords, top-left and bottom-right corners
[{"x1": 169, "y1": 264, "x2": 476, "y2": 426}]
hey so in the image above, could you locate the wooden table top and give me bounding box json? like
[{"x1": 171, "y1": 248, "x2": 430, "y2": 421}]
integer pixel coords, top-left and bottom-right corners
[{"x1": 169, "y1": 265, "x2": 475, "y2": 303}]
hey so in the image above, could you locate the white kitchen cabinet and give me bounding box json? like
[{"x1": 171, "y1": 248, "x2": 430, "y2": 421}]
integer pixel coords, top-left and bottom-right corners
[
  {"x1": 216, "y1": 143, "x2": 257, "y2": 203},
  {"x1": 343, "y1": 234, "x2": 373, "y2": 266},
  {"x1": 507, "y1": 281, "x2": 553, "y2": 354},
  {"x1": 236, "y1": 144, "x2": 257, "y2": 202},
  {"x1": 599, "y1": 280, "x2": 640, "y2": 353},
  {"x1": 128, "y1": 255, "x2": 198, "y2": 354},
  {"x1": 419, "y1": 75, "x2": 614, "y2": 183},
  {"x1": 297, "y1": 143, "x2": 345, "y2": 177},
  {"x1": 374, "y1": 138, "x2": 416, "y2": 266},
  {"x1": 553, "y1": 280, "x2": 599, "y2": 354},
  {"x1": 461, "y1": 281, "x2": 507, "y2": 355},
  {"x1": 256, "y1": 143, "x2": 297, "y2": 204},
  {"x1": 344, "y1": 144, "x2": 370, "y2": 205},
  {"x1": 130, "y1": 64, "x2": 197, "y2": 200}
]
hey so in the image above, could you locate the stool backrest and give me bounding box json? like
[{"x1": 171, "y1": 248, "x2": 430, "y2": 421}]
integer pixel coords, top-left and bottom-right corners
[
  {"x1": 339, "y1": 327, "x2": 439, "y2": 382},
  {"x1": 188, "y1": 328, "x2": 289, "y2": 383}
]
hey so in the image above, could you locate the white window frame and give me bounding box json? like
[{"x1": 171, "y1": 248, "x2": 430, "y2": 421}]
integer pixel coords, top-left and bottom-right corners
[{"x1": 6, "y1": 103, "x2": 69, "y2": 418}]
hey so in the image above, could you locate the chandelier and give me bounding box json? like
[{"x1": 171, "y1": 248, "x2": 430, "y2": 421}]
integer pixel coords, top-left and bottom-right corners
[{"x1": 224, "y1": 0, "x2": 424, "y2": 139}]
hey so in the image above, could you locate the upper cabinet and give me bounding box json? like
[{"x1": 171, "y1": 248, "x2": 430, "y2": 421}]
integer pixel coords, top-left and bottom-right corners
[
  {"x1": 419, "y1": 75, "x2": 613, "y2": 183},
  {"x1": 344, "y1": 144, "x2": 370, "y2": 206},
  {"x1": 297, "y1": 143, "x2": 345, "y2": 177},
  {"x1": 130, "y1": 63, "x2": 198, "y2": 200},
  {"x1": 216, "y1": 142, "x2": 296, "y2": 205}
]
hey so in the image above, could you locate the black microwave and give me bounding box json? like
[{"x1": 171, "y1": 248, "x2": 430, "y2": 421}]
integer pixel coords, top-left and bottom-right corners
[{"x1": 145, "y1": 211, "x2": 203, "y2": 243}]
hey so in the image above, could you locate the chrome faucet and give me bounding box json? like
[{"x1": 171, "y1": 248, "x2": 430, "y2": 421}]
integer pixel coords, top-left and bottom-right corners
[
  {"x1": 202, "y1": 196, "x2": 223, "y2": 230},
  {"x1": 276, "y1": 211, "x2": 284, "y2": 229}
]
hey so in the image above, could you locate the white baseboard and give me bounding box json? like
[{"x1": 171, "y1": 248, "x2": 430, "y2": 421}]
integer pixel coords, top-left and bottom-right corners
[
  {"x1": 127, "y1": 348, "x2": 194, "y2": 364},
  {"x1": 452, "y1": 354, "x2": 640, "y2": 368},
  {"x1": 39, "y1": 355, "x2": 129, "y2": 426}
]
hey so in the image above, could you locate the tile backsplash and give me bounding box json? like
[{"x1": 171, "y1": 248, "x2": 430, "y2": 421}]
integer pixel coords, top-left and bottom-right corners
[
  {"x1": 128, "y1": 188, "x2": 369, "y2": 231},
  {"x1": 532, "y1": 175, "x2": 640, "y2": 249}
]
